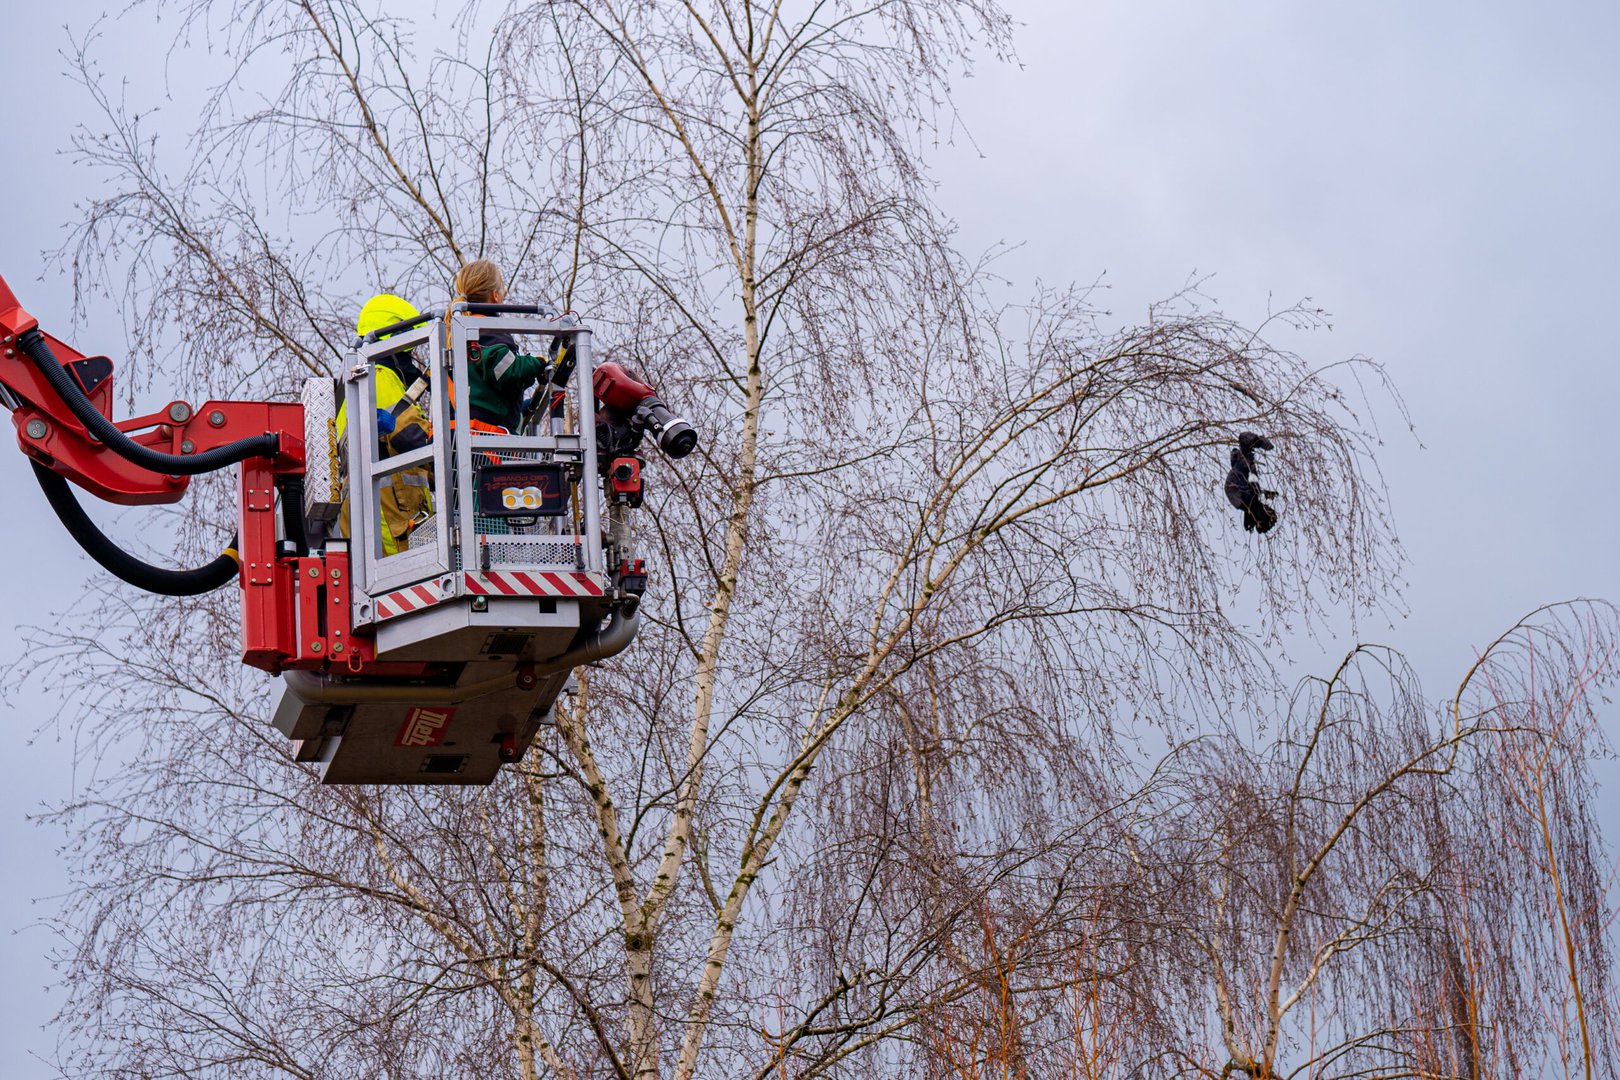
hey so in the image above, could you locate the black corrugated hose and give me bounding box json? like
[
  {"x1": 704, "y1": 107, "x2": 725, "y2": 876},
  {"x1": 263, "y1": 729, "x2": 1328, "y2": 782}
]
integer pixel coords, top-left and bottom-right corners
[
  {"x1": 16, "y1": 327, "x2": 279, "y2": 473},
  {"x1": 15, "y1": 326, "x2": 266, "y2": 595},
  {"x1": 30, "y1": 461, "x2": 240, "y2": 596}
]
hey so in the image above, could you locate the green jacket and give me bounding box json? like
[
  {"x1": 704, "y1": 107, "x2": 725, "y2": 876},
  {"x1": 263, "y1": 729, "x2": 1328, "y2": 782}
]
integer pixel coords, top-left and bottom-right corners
[{"x1": 468, "y1": 331, "x2": 549, "y2": 429}]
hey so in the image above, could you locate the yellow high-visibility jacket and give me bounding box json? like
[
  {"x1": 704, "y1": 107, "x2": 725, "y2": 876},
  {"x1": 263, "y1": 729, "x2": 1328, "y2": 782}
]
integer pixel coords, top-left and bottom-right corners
[{"x1": 337, "y1": 366, "x2": 434, "y2": 555}]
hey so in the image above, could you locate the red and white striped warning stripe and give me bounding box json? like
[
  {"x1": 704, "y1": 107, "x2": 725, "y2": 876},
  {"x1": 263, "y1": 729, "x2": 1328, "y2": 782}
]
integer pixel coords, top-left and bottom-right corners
[
  {"x1": 374, "y1": 579, "x2": 450, "y2": 621},
  {"x1": 464, "y1": 569, "x2": 604, "y2": 598}
]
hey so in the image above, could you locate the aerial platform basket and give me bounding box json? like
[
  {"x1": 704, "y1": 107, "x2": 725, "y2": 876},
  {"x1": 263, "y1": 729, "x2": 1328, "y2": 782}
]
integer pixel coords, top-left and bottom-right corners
[
  {"x1": 0, "y1": 271, "x2": 685, "y2": 789},
  {"x1": 273, "y1": 306, "x2": 643, "y2": 784}
]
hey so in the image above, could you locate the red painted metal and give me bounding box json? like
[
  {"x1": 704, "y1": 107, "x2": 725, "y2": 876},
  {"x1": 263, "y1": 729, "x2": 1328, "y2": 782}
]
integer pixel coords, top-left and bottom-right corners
[
  {"x1": 293, "y1": 556, "x2": 326, "y2": 666},
  {"x1": 239, "y1": 458, "x2": 295, "y2": 671},
  {"x1": 280, "y1": 550, "x2": 375, "y2": 673},
  {"x1": 2, "y1": 273, "x2": 305, "y2": 505},
  {"x1": 0, "y1": 274, "x2": 39, "y2": 340},
  {"x1": 609, "y1": 455, "x2": 642, "y2": 500},
  {"x1": 321, "y1": 547, "x2": 373, "y2": 668},
  {"x1": 6, "y1": 330, "x2": 188, "y2": 504},
  {"x1": 591, "y1": 360, "x2": 657, "y2": 413},
  {"x1": 2, "y1": 272, "x2": 333, "y2": 676}
]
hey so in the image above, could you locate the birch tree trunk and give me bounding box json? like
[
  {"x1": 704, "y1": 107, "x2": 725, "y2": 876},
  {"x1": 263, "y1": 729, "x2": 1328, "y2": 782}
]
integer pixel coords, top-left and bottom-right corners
[{"x1": 12, "y1": 3, "x2": 1616, "y2": 1079}]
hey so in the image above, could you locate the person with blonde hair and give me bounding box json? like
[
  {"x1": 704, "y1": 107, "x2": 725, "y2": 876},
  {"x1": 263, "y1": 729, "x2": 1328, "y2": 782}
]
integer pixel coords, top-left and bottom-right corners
[{"x1": 452, "y1": 259, "x2": 553, "y2": 432}]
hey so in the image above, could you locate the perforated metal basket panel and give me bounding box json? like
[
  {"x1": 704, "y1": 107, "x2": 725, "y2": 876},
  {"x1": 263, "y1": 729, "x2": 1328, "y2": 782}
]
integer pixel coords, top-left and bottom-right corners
[
  {"x1": 407, "y1": 514, "x2": 439, "y2": 552},
  {"x1": 484, "y1": 539, "x2": 581, "y2": 568},
  {"x1": 411, "y1": 517, "x2": 579, "y2": 568},
  {"x1": 411, "y1": 514, "x2": 443, "y2": 553}
]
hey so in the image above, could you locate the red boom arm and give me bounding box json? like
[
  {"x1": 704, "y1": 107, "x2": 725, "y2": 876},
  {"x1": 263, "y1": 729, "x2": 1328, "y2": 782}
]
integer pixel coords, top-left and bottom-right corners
[
  {"x1": 0, "y1": 271, "x2": 334, "y2": 675},
  {"x1": 0, "y1": 272, "x2": 304, "y2": 504}
]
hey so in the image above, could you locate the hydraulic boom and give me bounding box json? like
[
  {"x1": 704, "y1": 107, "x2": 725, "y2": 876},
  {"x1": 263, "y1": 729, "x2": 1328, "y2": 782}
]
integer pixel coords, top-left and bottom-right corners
[{"x1": 0, "y1": 272, "x2": 696, "y2": 784}]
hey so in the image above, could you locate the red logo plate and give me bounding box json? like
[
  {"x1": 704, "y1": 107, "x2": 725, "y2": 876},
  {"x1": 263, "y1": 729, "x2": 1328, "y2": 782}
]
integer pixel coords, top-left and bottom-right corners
[{"x1": 396, "y1": 706, "x2": 456, "y2": 747}]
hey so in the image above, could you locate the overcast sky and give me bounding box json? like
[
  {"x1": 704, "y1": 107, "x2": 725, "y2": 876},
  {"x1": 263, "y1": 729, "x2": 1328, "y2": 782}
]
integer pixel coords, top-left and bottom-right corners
[{"x1": 3, "y1": 2, "x2": 1619, "y2": 1075}]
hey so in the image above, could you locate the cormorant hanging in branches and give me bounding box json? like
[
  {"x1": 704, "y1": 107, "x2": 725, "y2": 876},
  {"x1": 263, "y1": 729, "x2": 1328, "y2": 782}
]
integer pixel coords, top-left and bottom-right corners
[{"x1": 1225, "y1": 432, "x2": 1278, "y2": 534}]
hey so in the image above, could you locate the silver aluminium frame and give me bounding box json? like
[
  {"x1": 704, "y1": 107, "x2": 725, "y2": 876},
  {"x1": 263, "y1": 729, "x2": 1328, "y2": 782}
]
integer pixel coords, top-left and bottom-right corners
[{"x1": 342, "y1": 307, "x2": 601, "y2": 627}]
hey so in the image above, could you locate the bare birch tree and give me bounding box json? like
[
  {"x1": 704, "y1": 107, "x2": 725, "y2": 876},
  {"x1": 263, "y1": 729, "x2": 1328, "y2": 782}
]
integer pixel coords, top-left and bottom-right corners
[
  {"x1": 907, "y1": 603, "x2": 1619, "y2": 1080},
  {"x1": 1120, "y1": 601, "x2": 1620, "y2": 1080},
  {"x1": 10, "y1": 2, "x2": 1615, "y2": 1078}
]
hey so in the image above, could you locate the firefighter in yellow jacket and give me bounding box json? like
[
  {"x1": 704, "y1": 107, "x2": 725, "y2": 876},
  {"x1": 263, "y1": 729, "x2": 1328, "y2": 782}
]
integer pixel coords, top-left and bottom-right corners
[{"x1": 338, "y1": 294, "x2": 435, "y2": 555}]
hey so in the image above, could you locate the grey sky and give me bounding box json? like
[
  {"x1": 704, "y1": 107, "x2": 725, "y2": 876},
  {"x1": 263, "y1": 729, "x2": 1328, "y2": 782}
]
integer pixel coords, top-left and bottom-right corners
[
  {"x1": 936, "y1": 0, "x2": 1620, "y2": 681},
  {"x1": 3, "y1": 2, "x2": 1618, "y2": 1075}
]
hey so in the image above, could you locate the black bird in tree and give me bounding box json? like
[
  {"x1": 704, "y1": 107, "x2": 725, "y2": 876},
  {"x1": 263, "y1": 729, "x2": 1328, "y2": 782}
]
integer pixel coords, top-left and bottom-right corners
[{"x1": 1225, "y1": 432, "x2": 1278, "y2": 533}]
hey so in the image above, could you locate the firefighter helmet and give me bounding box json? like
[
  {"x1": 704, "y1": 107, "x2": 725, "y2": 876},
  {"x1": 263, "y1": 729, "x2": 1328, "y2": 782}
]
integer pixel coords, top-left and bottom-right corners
[{"x1": 356, "y1": 293, "x2": 420, "y2": 338}]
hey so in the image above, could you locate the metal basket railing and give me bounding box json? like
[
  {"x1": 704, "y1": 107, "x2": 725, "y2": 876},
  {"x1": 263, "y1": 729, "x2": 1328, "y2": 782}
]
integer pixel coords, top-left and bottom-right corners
[{"x1": 342, "y1": 306, "x2": 603, "y2": 618}]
